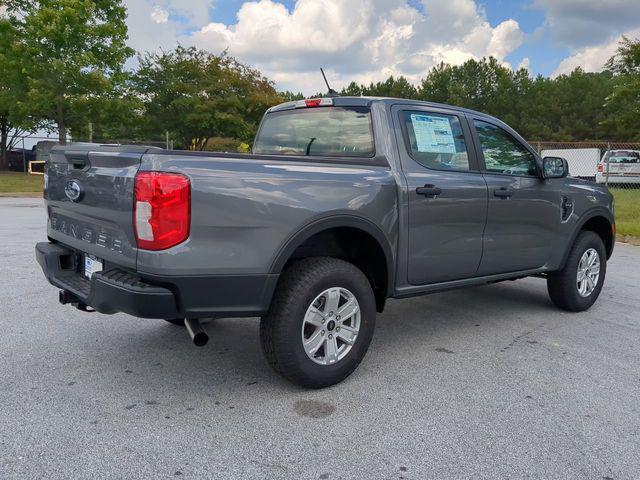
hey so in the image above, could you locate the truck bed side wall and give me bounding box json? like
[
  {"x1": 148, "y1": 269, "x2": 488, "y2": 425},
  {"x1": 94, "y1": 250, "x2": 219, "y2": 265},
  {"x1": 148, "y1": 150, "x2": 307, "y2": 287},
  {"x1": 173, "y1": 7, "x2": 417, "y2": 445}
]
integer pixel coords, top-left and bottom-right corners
[{"x1": 135, "y1": 153, "x2": 399, "y2": 278}]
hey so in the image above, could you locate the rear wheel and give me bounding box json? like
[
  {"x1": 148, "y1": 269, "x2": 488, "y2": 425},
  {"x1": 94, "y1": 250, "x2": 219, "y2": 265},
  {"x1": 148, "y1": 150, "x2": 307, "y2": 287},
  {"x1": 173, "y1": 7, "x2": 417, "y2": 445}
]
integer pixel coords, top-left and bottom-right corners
[
  {"x1": 260, "y1": 257, "x2": 376, "y2": 389},
  {"x1": 547, "y1": 231, "x2": 607, "y2": 312}
]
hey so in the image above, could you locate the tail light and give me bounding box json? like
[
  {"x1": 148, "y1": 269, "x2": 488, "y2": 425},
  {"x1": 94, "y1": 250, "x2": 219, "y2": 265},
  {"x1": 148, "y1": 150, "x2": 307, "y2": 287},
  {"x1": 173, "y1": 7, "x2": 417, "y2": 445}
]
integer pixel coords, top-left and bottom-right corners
[
  {"x1": 597, "y1": 163, "x2": 603, "y2": 173},
  {"x1": 134, "y1": 172, "x2": 190, "y2": 250}
]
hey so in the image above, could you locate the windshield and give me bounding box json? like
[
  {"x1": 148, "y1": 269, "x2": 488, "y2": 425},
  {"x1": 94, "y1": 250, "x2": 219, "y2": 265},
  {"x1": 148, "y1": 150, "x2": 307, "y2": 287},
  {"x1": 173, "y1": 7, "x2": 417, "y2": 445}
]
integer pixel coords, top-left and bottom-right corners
[{"x1": 253, "y1": 106, "x2": 375, "y2": 158}]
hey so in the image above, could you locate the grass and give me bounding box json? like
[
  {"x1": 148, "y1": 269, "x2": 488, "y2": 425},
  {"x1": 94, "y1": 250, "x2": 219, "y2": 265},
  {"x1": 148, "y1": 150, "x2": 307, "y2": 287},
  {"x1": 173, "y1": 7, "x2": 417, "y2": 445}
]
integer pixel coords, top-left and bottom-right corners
[
  {"x1": 0, "y1": 171, "x2": 44, "y2": 194},
  {"x1": 611, "y1": 188, "x2": 640, "y2": 241}
]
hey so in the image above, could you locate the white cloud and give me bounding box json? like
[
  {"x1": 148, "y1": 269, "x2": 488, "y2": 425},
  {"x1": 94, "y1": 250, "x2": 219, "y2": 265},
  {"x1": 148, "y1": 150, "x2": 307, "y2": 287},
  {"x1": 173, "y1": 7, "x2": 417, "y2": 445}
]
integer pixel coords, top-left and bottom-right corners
[
  {"x1": 552, "y1": 27, "x2": 640, "y2": 77},
  {"x1": 122, "y1": 0, "x2": 214, "y2": 57},
  {"x1": 188, "y1": 0, "x2": 525, "y2": 93},
  {"x1": 517, "y1": 57, "x2": 531, "y2": 71},
  {"x1": 150, "y1": 6, "x2": 169, "y2": 24},
  {"x1": 533, "y1": 0, "x2": 640, "y2": 81},
  {"x1": 534, "y1": 0, "x2": 640, "y2": 49},
  {"x1": 147, "y1": 0, "x2": 214, "y2": 28},
  {"x1": 487, "y1": 20, "x2": 524, "y2": 59}
]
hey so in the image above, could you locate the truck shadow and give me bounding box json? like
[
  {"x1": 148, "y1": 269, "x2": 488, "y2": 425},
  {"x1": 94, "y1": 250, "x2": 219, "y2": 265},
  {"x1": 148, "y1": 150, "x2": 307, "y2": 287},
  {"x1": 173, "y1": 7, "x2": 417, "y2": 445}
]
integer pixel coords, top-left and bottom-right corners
[
  {"x1": 93, "y1": 277, "x2": 557, "y2": 397},
  {"x1": 373, "y1": 279, "x2": 556, "y2": 354}
]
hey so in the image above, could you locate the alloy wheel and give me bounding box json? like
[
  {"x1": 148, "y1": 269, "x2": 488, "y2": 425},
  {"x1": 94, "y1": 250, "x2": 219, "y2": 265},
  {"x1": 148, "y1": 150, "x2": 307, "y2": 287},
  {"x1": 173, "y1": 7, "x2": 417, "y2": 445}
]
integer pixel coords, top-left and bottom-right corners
[
  {"x1": 576, "y1": 248, "x2": 601, "y2": 297},
  {"x1": 301, "y1": 287, "x2": 361, "y2": 365}
]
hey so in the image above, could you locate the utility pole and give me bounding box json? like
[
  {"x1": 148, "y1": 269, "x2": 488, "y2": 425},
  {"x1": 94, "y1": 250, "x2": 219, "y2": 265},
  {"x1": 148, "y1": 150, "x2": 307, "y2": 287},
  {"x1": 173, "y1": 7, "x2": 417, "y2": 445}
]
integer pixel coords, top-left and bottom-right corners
[
  {"x1": 605, "y1": 142, "x2": 610, "y2": 186},
  {"x1": 88, "y1": 122, "x2": 93, "y2": 143}
]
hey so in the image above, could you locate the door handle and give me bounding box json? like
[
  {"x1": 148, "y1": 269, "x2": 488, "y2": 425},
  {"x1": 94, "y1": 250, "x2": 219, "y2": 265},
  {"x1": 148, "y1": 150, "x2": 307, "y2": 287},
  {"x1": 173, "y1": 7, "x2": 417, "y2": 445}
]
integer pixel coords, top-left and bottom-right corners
[
  {"x1": 493, "y1": 188, "x2": 513, "y2": 199},
  {"x1": 416, "y1": 184, "x2": 442, "y2": 198}
]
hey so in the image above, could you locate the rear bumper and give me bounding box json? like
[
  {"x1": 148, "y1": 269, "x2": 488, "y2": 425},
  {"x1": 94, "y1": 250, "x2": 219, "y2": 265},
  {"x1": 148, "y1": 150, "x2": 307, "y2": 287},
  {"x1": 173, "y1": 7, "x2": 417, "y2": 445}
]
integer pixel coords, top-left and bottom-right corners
[
  {"x1": 595, "y1": 173, "x2": 640, "y2": 184},
  {"x1": 35, "y1": 241, "x2": 279, "y2": 319}
]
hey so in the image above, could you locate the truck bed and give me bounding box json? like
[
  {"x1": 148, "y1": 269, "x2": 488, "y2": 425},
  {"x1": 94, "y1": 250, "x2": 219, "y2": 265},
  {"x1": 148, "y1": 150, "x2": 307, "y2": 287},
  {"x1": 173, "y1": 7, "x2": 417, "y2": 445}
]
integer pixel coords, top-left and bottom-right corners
[{"x1": 42, "y1": 145, "x2": 398, "y2": 318}]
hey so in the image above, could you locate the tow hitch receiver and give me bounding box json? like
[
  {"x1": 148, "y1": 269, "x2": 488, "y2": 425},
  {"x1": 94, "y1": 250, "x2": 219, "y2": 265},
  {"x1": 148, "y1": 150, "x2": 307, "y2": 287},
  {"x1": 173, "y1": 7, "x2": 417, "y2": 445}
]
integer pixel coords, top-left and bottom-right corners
[
  {"x1": 184, "y1": 318, "x2": 208, "y2": 347},
  {"x1": 59, "y1": 290, "x2": 94, "y2": 312}
]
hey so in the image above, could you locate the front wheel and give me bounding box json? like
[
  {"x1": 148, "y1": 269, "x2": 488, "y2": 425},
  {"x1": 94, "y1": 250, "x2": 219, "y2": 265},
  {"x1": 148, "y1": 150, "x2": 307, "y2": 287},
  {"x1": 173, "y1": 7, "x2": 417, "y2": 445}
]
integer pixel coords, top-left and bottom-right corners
[
  {"x1": 260, "y1": 257, "x2": 376, "y2": 389},
  {"x1": 547, "y1": 231, "x2": 607, "y2": 312}
]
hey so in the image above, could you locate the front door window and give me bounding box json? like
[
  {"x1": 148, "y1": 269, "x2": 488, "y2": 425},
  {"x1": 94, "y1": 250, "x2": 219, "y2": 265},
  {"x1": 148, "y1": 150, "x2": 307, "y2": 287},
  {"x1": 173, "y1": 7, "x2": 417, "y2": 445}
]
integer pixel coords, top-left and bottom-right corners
[{"x1": 474, "y1": 120, "x2": 537, "y2": 176}]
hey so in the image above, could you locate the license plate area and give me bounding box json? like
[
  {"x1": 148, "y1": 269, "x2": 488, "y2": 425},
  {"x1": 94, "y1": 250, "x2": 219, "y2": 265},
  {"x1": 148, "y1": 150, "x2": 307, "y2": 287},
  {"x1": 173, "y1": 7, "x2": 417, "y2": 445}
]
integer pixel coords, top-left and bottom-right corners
[{"x1": 84, "y1": 254, "x2": 103, "y2": 279}]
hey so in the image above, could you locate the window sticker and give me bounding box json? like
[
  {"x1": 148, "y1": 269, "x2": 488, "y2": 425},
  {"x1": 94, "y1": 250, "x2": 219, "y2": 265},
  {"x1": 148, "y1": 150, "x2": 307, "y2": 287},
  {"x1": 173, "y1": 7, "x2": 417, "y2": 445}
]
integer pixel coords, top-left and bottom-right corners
[{"x1": 410, "y1": 114, "x2": 457, "y2": 154}]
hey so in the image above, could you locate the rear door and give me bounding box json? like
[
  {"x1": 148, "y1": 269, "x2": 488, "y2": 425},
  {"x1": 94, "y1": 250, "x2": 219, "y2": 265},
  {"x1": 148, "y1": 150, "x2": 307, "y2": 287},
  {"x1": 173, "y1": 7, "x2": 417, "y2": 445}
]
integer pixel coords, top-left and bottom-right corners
[
  {"x1": 392, "y1": 105, "x2": 488, "y2": 285},
  {"x1": 468, "y1": 116, "x2": 561, "y2": 275},
  {"x1": 45, "y1": 145, "x2": 149, "y2": 270}
]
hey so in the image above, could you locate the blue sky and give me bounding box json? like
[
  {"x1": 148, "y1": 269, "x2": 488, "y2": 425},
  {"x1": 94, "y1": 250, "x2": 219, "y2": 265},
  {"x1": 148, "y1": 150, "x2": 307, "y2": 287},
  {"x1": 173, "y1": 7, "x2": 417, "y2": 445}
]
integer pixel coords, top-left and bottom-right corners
[{"x1": 122, "y1": 0, "x2": 640, "y2": 94}]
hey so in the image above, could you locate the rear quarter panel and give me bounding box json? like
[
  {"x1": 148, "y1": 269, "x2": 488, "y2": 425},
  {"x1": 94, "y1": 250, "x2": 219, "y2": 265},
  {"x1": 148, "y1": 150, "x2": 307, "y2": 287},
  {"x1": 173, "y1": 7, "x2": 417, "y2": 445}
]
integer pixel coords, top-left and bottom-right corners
[{"x1": 136, "y1": 153, "x2": 399, "y2": 276}]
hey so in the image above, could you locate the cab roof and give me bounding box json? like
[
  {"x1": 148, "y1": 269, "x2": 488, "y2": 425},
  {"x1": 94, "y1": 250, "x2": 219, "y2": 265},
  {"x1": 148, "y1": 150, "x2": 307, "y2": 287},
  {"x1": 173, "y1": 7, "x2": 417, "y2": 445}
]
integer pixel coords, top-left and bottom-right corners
[{"x1": 267, "y1": 95, "x2": 496, "y2": 120}]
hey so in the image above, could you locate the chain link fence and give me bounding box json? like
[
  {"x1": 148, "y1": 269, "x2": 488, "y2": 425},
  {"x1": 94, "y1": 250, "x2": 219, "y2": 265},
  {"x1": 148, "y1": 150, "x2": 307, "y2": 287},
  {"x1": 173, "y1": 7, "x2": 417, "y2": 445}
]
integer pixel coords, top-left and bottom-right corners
[{"x1": 533, "y1": 141, "x2": 640, "y2": 241}]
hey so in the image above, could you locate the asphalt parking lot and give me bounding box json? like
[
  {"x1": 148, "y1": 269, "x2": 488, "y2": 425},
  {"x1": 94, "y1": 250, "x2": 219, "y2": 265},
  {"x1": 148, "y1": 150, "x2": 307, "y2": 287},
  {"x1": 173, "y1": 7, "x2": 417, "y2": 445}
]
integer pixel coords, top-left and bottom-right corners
[{"x1": 1, "y1": 197, "x2": 639, "y2": 479}]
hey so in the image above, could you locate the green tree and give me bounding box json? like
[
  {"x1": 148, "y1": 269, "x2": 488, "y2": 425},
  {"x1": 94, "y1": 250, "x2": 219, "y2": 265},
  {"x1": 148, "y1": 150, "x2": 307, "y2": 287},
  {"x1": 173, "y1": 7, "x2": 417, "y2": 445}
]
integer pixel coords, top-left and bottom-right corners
[
  {"x1": 606, "y1": 36, "x2": 640, "y2": 75},
  {"x1": 539, "y1": 69, "x2": 613, "y2": 141},
  {"x1": 417, "y1": 62, "x2": 455, "y2": 104},
  {"x1": 417, "y1": 57, "x2": 616, "y2": 141},
  {"x1": 602, "y1": 36, "x2": 640, "y2": 141},
  {"x1": 67, "y1": 74, "x2": 144, "y2": 143},
  {"x1": 419, "y1": 57, "x2": 519, "y2": 120},
  {"x1": 340, "y1": 81, "x2": 363, "y2": 96},
  {"x1": 6, "y1": 0, "x2": 134, "y2": 143},
  {"x1": 361, "y1": 76, "x2": 418, "y2": 98},
  {"x1": 0, "y1": 15, "x2": 39, "y2": 168},
  {"x1": 135, "y1": 46, "x2": 281, "y2": 150},
  {"x1": 279, "y1": 91, "x2": 305, "y2": 102}
]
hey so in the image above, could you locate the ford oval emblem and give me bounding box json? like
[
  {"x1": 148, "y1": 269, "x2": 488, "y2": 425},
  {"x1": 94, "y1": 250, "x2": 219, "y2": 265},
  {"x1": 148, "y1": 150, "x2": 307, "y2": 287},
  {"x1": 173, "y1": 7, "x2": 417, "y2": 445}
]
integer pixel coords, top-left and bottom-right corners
[{"x1": 65, "y1": 180, "x2": 83, "y2": 202}]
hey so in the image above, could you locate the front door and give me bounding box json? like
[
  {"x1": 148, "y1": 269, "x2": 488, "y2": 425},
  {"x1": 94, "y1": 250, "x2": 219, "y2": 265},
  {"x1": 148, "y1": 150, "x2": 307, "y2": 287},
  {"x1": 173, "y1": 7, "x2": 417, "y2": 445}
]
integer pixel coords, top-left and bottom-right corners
[
  {"x1": 469, "y1": 117, "x2": 561, "y2": 275},
  {"x1": 393, "y1": 106, "x2": 488, "y2": 285}
]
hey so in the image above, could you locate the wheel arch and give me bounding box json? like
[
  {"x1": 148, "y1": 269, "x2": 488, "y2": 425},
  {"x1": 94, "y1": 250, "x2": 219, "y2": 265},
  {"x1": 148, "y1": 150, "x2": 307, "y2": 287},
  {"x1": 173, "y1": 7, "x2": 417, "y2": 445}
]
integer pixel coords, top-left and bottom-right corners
[
  {"x1": 269, "y1": 215, "x2": 395, "y2": 312},
  {"x1": 561, "y1": 209, "x2": 615, "y2": 269}
]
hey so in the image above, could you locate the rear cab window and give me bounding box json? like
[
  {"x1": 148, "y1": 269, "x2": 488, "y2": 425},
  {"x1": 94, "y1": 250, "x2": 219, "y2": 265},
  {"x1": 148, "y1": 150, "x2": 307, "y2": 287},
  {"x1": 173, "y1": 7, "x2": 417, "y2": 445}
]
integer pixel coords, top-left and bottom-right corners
[
  {"x1": 603, "y1": 150, "x2": 640, "y2": 163},
  {"x1": 253, "y1": 106, "x2": 375, "y2": 158}
]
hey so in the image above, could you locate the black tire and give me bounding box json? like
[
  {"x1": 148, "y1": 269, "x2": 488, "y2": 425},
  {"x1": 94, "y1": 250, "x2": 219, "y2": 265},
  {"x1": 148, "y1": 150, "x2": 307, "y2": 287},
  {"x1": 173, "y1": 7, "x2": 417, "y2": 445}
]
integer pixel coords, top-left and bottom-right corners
[
  {"x1": 260, "y1": 257, "x2": 376, "y2": 389},
  {"x1": 164, "y1": 318, "x2": 185, "y2": 326},
  {"x1": 547, "y1": 231, "x2": 607, "y2": 312}
]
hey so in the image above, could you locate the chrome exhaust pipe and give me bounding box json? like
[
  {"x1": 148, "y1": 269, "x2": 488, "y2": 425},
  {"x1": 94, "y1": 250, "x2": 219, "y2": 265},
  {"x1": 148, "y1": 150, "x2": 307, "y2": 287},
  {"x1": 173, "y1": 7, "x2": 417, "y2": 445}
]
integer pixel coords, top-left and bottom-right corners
[{"x1": 184, "y1": 318, "x2": 208, "y2": 347}]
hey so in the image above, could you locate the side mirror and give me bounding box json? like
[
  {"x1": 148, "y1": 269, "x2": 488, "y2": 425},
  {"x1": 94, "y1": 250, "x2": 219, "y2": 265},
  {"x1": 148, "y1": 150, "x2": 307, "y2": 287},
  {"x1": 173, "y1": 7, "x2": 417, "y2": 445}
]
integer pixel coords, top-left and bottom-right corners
[{"x1": 542, "y1": 156, "x2": 569, "y2": 179}]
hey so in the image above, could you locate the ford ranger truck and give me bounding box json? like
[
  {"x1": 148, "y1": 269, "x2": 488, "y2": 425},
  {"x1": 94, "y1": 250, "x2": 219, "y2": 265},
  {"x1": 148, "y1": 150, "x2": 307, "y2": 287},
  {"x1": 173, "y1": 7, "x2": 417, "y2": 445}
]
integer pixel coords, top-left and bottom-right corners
[{"x1": 36, "y1": 97, "x2": 615, "y2": 388}]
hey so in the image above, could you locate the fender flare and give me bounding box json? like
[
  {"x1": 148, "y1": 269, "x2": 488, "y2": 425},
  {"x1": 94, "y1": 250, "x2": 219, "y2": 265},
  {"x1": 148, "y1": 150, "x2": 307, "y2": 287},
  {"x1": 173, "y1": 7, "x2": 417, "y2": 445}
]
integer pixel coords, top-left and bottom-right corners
[
  {"x1": 560, "y1": 207, "x2": 615, "y2": 268},
  {"x1": 269, "y1": 214, "x2": 396, "y2": 295}
]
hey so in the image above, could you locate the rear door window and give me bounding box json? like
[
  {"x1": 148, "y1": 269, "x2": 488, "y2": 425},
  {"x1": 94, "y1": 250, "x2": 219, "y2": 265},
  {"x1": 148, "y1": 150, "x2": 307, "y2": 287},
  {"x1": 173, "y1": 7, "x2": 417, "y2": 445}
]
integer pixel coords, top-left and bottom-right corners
[
  {"x1": 253, "y1": 107, "x2": 374, "y2": 158},
  {"x1": 401, "y1": 111, "x2": 471, "y2": 171}
]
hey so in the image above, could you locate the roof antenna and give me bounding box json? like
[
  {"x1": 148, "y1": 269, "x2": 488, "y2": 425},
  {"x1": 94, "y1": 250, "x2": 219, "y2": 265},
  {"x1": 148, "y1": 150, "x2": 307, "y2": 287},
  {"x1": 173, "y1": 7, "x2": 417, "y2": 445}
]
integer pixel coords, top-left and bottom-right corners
[{"x1": 320, "y1": 68, "x2": 340, "y2": 97}]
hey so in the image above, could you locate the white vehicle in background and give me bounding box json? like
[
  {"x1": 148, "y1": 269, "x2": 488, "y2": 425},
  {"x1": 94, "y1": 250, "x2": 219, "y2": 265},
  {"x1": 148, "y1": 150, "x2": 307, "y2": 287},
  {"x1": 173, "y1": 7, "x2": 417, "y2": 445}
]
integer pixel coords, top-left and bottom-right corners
[
  {"x1": 541, "y1": 148, "x2": 601, "y2": 180},
  {"x1": 596, "y1": 150, "x2": 640, "y2": 185}
]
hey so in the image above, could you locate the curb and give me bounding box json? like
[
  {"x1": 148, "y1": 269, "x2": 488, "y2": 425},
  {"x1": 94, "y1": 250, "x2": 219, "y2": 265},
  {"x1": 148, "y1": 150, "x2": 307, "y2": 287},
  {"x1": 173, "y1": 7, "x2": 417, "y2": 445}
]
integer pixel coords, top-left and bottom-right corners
[{"x1": 0, "y1": 192, "x2": 43, "y2": 198}]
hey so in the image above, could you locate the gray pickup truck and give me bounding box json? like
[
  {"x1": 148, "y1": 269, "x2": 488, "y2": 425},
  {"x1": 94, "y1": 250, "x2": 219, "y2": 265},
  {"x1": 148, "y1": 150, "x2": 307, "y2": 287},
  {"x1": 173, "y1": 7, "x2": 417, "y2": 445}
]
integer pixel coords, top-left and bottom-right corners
[{"x1": 36, "y1": 96, "x2": 615, "y2": 388}]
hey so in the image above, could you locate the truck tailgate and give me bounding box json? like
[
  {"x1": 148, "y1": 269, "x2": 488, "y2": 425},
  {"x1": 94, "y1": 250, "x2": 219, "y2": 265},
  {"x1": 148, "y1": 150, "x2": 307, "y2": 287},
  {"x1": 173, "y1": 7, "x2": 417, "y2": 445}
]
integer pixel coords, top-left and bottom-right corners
[{"x1": 45, "y1": 145, "x2": 152, "y2": 270}]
